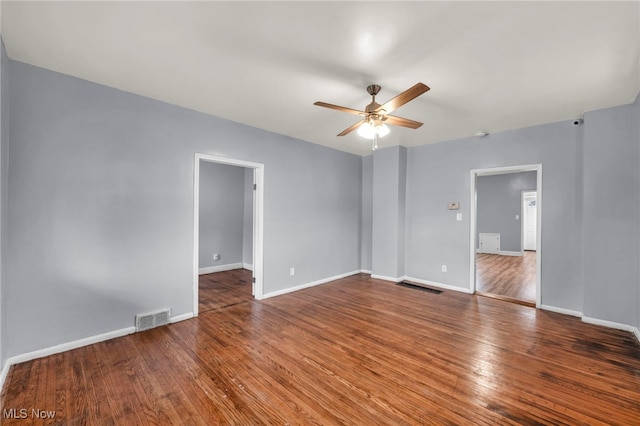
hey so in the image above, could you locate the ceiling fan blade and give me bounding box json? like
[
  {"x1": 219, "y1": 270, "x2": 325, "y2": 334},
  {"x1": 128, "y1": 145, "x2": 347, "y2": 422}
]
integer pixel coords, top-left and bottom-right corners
[
  {"x1": 375, "y1": 83, "x2": 430, "y2": 114},
  {"x1": 384, "y1": 115, "x2": 423, "y2": 129},
  {"x1": 314, "y1": 101, "x2": 365, "y2": 116},
  {"x1": 338, "y1": 120, "x2": 365, "y2": 136}
]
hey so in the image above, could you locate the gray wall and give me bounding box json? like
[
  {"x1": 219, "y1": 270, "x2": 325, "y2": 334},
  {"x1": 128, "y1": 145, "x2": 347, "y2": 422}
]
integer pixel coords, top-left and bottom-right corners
[
  {"x1": 0, "y1": 40, "x2": 7, "y2": 366},
  {"x1": 582, "y1": 103, "x2": 639, "y2": 326},
  {"x1": 477, "y1": 172, "x2": 537, "y2": 252},
  {"x1": 360, "y1": 155, "x2": 373, "y2": 272},
  {"x1": 5, "y1": 59, "x2": 362, "y2": 358},
  {"x1": 198, "y1": 161, "x2": 245, "y2": 269},
  {"x1": 371, "y1": 146, "x2": 407, "y2": 279},
  {"x1": 397, "y1": 147, "x2": 407, "y2": 278},
  {"x1": 242, "y1": 168, "x2": 253, "y2": 268},
  {"x1": 404, "y1": 102, "x2": 640, "y2": 327},
  {"x1": 405, "y1": 120, "x2": 584, "y2": 309}
]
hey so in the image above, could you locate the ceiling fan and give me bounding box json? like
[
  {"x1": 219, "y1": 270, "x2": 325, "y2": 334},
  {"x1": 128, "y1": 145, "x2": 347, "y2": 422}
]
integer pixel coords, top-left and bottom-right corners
[{"x1": 314, "y1": 82, "x2": 430, "y2": 149}]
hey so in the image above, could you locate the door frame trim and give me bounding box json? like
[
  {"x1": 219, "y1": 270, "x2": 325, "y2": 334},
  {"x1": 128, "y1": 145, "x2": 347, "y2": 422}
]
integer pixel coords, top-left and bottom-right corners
[
  {"x1": 193, "y1": 153, "x2": 265, "y2": 317},
  {"x1": 469, "y1": 164, "x2": 542, "y2": 308}
]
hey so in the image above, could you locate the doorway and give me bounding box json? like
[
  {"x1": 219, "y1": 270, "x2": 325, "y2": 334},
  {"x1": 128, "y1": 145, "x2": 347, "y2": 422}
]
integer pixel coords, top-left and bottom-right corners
[
  {"x1": 470, "y1": 165, "x2": 542, "y2": 308},
  {"x1": 193, "y1": 154, "x2": 264, "y2": 317},
  {"x1": 522, "y1": 191, "x2": 537, "y2": 251}
]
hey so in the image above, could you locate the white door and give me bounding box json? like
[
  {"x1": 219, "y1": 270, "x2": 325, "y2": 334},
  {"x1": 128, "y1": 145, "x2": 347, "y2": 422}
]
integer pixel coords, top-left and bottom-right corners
[{"x1": 523, "y1": 191, "x2": 537, "y2": 251}]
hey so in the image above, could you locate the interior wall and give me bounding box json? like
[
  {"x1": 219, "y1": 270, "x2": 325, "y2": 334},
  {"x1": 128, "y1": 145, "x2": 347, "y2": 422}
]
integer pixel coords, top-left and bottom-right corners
[
  {"x1": 476, "y1": 171, "x2": 537, "y2": 253},
  {"x1": 242, "y1": 167, "x2": 253, "y2": 269},
  {"x1": 5, "y1": 59, "x2": 362, "y2": 358},
  {"x1": 582, "y1": 103, "x2": 639, "y2": 326},
  {"x1": 405, "y1": 119, "x2": 583, "y2": 310},
  {"x1": 397, "y1": 147, "x2": 407, "y2": 278},
  {"x1": 0, "y1": 39, "x2": 7, "y2": 366},
  {"x1": 198, "y1": 161, "x2": 245, "y2": 270},
  {"x1": 371, "y1": 146, "x2": 406, "y2": 279},
  {"x1": 360, "y1": 155, "x2": 373, "y2": 272}
]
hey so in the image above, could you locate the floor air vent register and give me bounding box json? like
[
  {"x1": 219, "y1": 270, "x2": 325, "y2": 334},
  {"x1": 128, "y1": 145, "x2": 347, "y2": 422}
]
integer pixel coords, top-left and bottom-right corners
[
  {"x1": 397, "y1": 281, "x2": 443, "y2": 294},
  {"x1": 135, "y1": 308, "x2": 171, "y2": 332}
]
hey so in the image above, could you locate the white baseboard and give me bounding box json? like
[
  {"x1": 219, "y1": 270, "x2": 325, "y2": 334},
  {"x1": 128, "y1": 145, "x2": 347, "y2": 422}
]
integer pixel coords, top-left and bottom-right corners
[
  {"x1": 476, "y1": 248, "x2": 522, "y2": 256},
  {"x1": 401, "y1": 276, "x2": 474, "y2": 294},
  {"x1": 6, "y1": 326, "x2": 136, "y2": 367},
  {"x1": 199, "y1": 262, "x2": 243, "y2": 275},
  {"x1": 541, "y1": 307, "x2": 639, "y2": 344},
  {"x1": 243, "y1": 263, "x2": 253, "y2": 271},
  {"x1": 262, "y1": 270, "x2": 361, "y2": 299},
  {"x1": 171, "y1": 312, "x2": 194, "y2": 323},
  {"x1": 582, "y1": 316, "x2": 639, "y2": 333},
  {"x1": 499, "y1": 250, "x2": 523, "y2": 257},
  {"x1": 582, "y1": 317, "x2": 640, "y2": 344},
  {"x1": 540, "y1": 304, "x2": 582, "y2": 317},
  {"x1": 359, "y1": 269, "x2": 372, "y2": 274},
  {"x1": 370, "y1": 274, "x2": 402, "y2": 282}
]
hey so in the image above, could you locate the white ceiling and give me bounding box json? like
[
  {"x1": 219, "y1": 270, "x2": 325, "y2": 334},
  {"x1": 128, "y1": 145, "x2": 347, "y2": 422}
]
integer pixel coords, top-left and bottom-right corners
[{"x1": 2, "y1": 1, "x2": 639, "y2": 155}]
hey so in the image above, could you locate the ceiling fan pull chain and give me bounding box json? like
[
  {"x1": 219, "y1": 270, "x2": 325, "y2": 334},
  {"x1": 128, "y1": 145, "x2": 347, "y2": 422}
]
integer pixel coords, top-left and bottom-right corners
[{"x1": 372, "y1": 133, "x2": 379, "y2": 151}]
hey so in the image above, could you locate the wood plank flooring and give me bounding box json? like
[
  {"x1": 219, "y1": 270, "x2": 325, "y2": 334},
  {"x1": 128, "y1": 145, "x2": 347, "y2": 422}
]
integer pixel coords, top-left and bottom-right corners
[
  {"x1": 476, "y1": 251, "x2": 536, "y2": 304},
  {"x1": 3, "y1": 272, "x2": 640, "y2": 425},
  {"x1": 199, "y1": 268, "x2": 253, "y2": 313}
]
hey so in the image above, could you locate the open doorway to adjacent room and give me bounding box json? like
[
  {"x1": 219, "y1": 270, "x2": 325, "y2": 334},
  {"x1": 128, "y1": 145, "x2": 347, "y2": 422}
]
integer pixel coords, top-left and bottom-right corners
[
  {"x1": 470, "y1": 165, "x2": 541, "y2": 307},
  {"x1": 193, "y1": 154, "x2": 264, "y2": 316}
]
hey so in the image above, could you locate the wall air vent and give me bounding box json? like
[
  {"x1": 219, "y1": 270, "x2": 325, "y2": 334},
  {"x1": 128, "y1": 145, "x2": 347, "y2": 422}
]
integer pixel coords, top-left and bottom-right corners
[{"x1": 135, "y1": 308, "x2": 171, "y2": 332}]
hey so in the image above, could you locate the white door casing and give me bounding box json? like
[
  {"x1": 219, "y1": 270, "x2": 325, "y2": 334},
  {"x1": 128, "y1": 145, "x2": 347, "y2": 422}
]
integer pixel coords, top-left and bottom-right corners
[
  {"x1": 470, "y1": 164, "x2": 542, "y2": 308},
  {"x1": 193, "y1": 153, "x2": 265, "y2": 317}
]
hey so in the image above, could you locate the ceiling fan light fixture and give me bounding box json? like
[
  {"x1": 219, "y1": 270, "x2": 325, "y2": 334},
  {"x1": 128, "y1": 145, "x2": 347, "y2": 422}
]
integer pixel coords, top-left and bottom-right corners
[
  {"x1": 375, "y1": 122, "x2": 390, "y2": 138},
  {"x1": 357, "y1": 121, "x2": 375, "y2": 139},
  {"x1": 357, "y1": 120, "x2": 389, "y2": 139}
]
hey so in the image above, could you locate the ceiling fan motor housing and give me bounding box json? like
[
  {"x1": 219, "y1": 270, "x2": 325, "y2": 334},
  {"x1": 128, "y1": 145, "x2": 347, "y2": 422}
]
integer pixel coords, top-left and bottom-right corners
[{"x1": 366, "y1": 84, "x2": 382, "y2": 96}]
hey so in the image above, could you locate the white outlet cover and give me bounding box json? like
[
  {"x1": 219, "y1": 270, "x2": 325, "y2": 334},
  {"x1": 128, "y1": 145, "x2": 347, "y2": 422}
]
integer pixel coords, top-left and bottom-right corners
[
  {"x1": 442, "y1": 265, "x2": 447, "y2": 272},
  {"x1": 289, "y1": 267, "x2": 295, "y2": 276},
  {"x1": 456, "y1": 213, "x2": 462, "y2": 221}
]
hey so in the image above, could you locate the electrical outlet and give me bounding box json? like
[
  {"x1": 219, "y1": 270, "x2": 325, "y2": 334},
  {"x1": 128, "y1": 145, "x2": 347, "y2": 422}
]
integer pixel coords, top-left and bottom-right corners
[
  {"x1": 289, "y1": 267, "x2": 295, "y2": 276},
  {"x1": 441, "y1": 265, "x2": 447, "y2": 273},
  {"x1": 213, "y1": 253, "x2": 220, "y2": 261},
  {"x1": 456, "y1": 213, "x2": 462, "y2": 221}
]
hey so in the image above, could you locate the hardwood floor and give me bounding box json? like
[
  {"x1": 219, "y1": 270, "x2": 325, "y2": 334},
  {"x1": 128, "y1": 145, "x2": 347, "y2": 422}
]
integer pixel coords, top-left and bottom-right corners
[
  {"x1": 3, "y1": 273, "x2": 640, "y2": 425},
  {"x1": 199, "y1": 268, "x2": 253, "y2": 313},
  {"x1": 476, "y1": 251, "x2": 536, "y2": 304}
]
